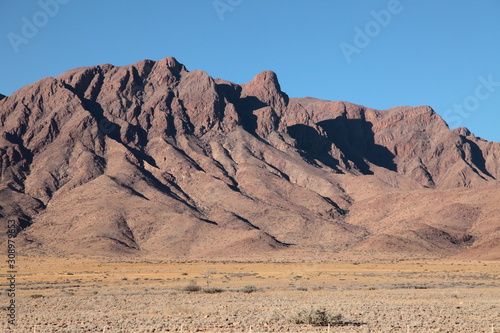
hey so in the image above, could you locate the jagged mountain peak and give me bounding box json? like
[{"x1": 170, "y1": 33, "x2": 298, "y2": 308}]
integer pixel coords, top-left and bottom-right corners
[{"x1": 246, "y1": 70, "x2": 281, "y2": 91}]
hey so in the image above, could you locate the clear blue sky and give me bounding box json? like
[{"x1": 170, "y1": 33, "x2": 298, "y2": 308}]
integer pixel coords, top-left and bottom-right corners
[{"x1": 1, "y1": 0, "x2": 499, "y2": 141}]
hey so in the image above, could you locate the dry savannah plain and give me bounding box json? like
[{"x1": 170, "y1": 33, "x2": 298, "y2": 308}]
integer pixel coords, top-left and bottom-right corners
[{"x1": 1, "y1": 255, "x2": 499, "y2": 332}]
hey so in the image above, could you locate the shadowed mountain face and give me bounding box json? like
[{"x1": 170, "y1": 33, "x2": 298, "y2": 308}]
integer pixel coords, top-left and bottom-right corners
[{"x1": 1, "y1": 57, "x2": 499, "y2": 259}]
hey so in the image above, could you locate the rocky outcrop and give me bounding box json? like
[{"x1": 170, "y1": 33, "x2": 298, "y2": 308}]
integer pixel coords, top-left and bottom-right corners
[{"x1": 0, "y1": 57, "x2": 498, "y2": 259}]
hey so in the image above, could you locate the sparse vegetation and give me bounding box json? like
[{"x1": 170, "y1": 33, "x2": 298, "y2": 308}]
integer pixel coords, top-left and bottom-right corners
[
  {"x1": 203, "y1": 287, "x2": 224, "y2": 294},
  {"x1": 203, "y1": 269, "x2": 217, "y2": 287},
  {"x1": 4, "y1": 259, "x2": 497, "y2": 332},
  {"x1": 184, "y1": 281, "x2": 201, "y2": 292},
  {"x1": 30, "y1": 294, "x2": 44, "y2": 299},
  {"x1": 241, "y1": 285, "x2": 258, "y2": 293},
  {"x1": 289, "y1": 307, "x2": 343, "y2": 326}
]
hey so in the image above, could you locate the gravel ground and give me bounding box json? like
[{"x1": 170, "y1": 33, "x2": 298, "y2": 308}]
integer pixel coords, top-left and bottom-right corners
[{"x1": 2, "y1": 287, "x2": 499, "y2": 332}]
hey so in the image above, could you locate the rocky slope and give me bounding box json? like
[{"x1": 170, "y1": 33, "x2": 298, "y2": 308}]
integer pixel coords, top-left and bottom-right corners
[{"x1": 0, "y1": 57, "x2": 499, "y2": 259}]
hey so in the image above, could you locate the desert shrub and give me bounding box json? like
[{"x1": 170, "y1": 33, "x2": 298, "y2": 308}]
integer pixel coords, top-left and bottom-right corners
[
  {"x1": 203, "y1": 287, "x2": 224, "y2": 294},
  {"x1": 289, "y1": 307, "x2": 343, "y2": 326},
  {"x1": 184, "y1": 281, "x2": 201, "y2": 292},
  {"x1": 30, "y1": 294, "x2": 44, "y2": 299},
  {"x1": 241, "y1": 285, "x2": 258, "y2": 293}
]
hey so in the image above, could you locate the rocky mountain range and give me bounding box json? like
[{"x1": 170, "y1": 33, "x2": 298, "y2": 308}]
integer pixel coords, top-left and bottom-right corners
[{"x1": 1, "y1": 57, "x2": 499, "y2": 260}]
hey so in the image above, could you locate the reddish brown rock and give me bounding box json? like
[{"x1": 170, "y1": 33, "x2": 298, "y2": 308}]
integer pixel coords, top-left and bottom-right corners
[{"x1": 0, "y1": 57, "x2": 499, "y2": 259}]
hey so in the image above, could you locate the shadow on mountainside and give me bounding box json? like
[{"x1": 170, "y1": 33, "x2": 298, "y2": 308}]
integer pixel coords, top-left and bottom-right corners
[
  {"x1": 464, "y1": 138, "x2": 495, "y2": 180},
  {"x1": 234, "y1": 96, "x2": 268, "y2": 135},
  {"x1": 288, "y1": 117, "x2": 397, "y2": 174},
  {"x1": 287, "y1": 124, "x2": 342, "y2": 172}
]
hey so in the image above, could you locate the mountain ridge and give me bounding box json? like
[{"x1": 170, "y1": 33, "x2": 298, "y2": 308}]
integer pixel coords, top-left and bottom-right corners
[{"x1": 1, "y1": 57, "x2": 499, "y2": 260}]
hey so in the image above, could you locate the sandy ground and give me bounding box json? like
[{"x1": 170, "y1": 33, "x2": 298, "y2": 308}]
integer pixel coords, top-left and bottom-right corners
[{"x1": 1, "y1": 257, "x2": 499, "y2": 332}]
